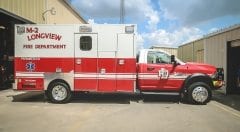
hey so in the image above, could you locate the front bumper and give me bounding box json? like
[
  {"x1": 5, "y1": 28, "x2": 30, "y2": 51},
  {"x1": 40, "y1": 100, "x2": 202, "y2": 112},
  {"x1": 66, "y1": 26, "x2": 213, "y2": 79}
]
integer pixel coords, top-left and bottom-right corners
[
  {"x1": 212, "y1": 68, "x2": 224, "y2": 89},
  {"x1": 213, "y1": 80, "x2": 224, "y2": 89}
]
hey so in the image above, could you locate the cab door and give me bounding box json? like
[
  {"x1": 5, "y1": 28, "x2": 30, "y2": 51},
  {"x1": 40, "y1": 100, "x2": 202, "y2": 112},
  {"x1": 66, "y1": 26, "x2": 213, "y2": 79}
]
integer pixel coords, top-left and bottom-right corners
[
  {"x1": 138, "y1": 51, "x2": 172, "y2": 91},
  {"x1": 74, "y1": 34, "x2": 98, "y2": 91}
]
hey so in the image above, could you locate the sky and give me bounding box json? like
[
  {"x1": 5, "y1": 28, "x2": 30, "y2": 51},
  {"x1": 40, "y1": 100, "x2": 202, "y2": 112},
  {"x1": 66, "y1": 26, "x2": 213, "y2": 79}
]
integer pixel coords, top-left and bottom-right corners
[{"x1": 69, "y1": 0, "x2": 240, "y2": 49}]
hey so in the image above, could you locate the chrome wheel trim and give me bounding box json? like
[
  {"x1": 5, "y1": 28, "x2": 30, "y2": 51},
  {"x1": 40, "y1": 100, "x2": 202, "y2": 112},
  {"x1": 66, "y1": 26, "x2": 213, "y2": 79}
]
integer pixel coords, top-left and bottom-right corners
[
  {"x1": 192, "y1": 86, "x2": 208, "y2": 103},
  {"x1": 52, "y1": 85, "x2": 67, "y2": 101}
]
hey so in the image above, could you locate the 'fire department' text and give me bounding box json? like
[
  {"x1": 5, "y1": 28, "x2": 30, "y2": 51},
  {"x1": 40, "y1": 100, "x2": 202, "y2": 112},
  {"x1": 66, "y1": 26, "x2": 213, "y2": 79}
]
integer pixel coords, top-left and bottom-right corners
[{"x1": 23, "y1": 44, "x2": 66, "y2": 49}]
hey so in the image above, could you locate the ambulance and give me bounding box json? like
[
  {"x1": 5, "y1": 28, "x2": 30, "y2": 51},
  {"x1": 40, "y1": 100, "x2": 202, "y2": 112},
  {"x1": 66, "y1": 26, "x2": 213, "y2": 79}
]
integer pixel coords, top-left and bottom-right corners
[{"x1": 14, "y1": 24, "x2": 223, "y2": 104}]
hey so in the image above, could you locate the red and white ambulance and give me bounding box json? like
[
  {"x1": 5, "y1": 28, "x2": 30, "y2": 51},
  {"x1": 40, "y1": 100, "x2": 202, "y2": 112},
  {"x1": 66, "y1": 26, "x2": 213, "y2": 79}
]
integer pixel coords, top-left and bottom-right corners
[{"x1": 14, "y1": 24, "x2": 223, "y2": 104}]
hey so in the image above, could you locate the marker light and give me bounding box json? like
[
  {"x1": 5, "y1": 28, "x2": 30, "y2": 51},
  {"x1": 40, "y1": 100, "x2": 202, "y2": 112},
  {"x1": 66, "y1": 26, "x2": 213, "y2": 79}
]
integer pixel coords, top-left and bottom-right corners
[{"x1": 125, "y1": 25, "x2": 134, "y2": 33}]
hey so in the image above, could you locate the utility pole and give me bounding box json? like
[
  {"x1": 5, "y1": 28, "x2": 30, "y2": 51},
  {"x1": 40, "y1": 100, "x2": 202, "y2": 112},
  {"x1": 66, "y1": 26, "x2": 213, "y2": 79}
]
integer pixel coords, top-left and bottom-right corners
[{"x1": 120, "y1": 0, "x2": 125, "y2": 24}]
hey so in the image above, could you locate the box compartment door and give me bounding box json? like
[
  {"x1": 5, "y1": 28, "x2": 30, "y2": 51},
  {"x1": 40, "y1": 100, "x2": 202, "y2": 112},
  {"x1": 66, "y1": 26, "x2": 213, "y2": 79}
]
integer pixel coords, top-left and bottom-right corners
[
  {"x1": 74, "y1": 34, "x2": 98, "y2": 91},
  {"x1": 116, "y1": 34, "x2": 136, "y2": 92},
  {"x1": 97, "y1": 52, "x2": 117, "y2": 92}
]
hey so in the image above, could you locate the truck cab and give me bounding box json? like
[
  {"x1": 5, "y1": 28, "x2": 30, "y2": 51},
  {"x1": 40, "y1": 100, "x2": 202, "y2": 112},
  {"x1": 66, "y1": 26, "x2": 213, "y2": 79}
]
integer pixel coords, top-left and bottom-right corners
[{"x1": 137, "y1": 49, "x2": 223, "y2": 104}]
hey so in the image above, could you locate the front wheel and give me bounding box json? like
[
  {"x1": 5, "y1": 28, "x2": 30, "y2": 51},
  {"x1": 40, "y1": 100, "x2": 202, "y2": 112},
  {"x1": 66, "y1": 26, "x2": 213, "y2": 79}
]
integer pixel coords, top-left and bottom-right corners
[
  {"x1": 47, "y1": 81, "x2": 72, "y2": 103},
  {"x1": 188, "y1": 82, "x2": 212, "y2": 105}
]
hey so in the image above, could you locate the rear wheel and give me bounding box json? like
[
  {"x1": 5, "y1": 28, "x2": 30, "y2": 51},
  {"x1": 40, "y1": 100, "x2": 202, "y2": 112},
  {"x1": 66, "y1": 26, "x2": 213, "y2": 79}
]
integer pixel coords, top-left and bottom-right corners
[
  {"x1": 188, "y1": 82, "x2": 212, "y2": 105},
  {"x1": 47, "y1": 81, "x2": 72, "y2": 103}
]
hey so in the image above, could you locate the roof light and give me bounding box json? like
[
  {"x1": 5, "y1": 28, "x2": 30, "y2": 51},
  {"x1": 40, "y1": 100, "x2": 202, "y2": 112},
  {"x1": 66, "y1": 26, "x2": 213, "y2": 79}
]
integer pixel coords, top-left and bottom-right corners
[
  {"x1": 125, "y1": 25, "x2": 134, "y2": 33},
  {"x1": 79, "y1": 26, "x2": 92, "y2": 32}
]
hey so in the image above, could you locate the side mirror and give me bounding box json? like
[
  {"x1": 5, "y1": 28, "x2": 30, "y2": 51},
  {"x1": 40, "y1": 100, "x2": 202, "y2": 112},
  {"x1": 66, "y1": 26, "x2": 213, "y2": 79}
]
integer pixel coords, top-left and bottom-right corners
[{"x1": 171, "y1": 55, "x2": 177, "y2": 65}]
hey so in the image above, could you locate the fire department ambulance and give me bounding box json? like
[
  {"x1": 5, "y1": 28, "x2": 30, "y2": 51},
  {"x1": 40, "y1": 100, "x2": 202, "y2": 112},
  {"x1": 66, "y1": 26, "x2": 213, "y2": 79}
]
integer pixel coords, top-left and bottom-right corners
[{"x1": 14, "y1": 24, "x2": 223, "y2": 104}]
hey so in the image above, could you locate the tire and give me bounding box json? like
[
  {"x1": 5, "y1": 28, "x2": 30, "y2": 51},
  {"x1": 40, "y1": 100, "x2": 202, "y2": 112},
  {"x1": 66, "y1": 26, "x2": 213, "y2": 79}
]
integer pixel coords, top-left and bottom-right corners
[
  {"x1": 47, "y1": 81, "x2": 72, "y2": 103},
  {"x1": 187, "y1": 82, "x2": 212, "y2": 105}
]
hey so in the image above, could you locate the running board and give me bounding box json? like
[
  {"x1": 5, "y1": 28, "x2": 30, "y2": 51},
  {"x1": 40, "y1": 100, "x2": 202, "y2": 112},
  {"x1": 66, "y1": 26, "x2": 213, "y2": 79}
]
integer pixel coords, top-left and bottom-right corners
[{"x1": 141, "y1": 92, "x2": 180, "y2": 95}]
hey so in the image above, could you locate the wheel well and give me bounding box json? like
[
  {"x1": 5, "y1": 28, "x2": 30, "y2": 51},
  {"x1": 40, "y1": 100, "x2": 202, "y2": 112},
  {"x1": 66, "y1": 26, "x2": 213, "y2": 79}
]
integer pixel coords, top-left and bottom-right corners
[
  {"x1": 183, "y1": 75, "x2": 213, "y2": 91},
  {"x1": 47, "y1": 79, "x2": 70, "y2": 90}
]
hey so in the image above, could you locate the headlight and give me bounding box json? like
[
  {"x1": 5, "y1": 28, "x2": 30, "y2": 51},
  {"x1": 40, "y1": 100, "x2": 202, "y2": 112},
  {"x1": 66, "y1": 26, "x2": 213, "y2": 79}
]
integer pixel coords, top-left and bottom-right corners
[
  {"x1": 211, "y1": 71, "x2": 217, "y2": 79},
  {"x1": 212, "y1": 68, "x2": 224, "y2": 81}
]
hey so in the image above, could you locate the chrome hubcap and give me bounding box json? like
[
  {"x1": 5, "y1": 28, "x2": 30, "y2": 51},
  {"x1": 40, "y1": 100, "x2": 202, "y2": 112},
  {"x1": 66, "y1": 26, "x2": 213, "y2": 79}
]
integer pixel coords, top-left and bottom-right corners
[
  {"x1": 192, "y1": 86, "x2": 208, "y2": 103},
  {"x1": 52, "y1": 85, "x2": 67, "y2": 101}
]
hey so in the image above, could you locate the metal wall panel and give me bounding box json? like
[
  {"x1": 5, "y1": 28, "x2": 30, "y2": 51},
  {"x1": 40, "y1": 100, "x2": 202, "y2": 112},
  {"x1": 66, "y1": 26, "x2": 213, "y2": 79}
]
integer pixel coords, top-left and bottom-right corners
[
  {"x1": 0, "y1": 0, "x2": 86, "y2": 24},
  {"x1": 178, "y1": 39, "x2": 204, "y2": 63},
  {"x1": 150, "y1": 47, "x2": 178, "y2": 57},
  {"x1": 46, "y1": 0, "x2": 85, "y2": 24},
  {"x1": 180, "y1": 43, "x2": 194, "y2": 62},
  {"x1": 193, "y1": 39, "x2": 204, "y2": 62},
  {"x1": 0, "y1": 0, "x2": 46, "y2": 23},
  {"x1": 205, "y1": 32, "x2": 227, "y2": 67},
  {"x1": 165, "y1": 48, "x2": 178, "y2": 57},
  {"x1": 177, "y1": 46, "x2": 183, "y2": 60}
]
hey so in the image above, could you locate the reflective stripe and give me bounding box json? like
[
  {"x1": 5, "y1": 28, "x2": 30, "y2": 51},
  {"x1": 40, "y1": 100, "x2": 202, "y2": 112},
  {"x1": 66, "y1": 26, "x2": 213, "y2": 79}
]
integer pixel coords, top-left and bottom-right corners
[
  {"x1": 16, "y1": 72, "x2": 44, "y2": 78},
  {"x1": 74, "y1": 73, "x2": 136, "y2": 80},
  {"x1": 169, "y1": 75, "x2": 189, "y2": 79},
  {"x1": 74, "y1": 74, "x2": 98, "y2": 78},
  {"x1": 138, "y1": 73, "x2": 189, "y2": 80},
  {"x1": 117, "y1": 74, "x2": 136, "y2": 79},
  {"x1": 16, "y1": 72, "x2": 189, "y2": 80},
  {"x1": 138, "y1": 74, "x2": 159, "y2": 79}
]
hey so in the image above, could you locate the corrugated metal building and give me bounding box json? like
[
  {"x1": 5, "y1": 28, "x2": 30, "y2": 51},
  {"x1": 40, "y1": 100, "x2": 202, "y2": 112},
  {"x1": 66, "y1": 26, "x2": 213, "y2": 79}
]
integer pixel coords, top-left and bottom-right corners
[
  {"x1": 0, "y1": 0, "x2": 86, "y2": 87},
  {"x1": 178, "y1": 24, "x2": 240, "y2": 94},
  {"x1": 178, "y1": 38, "x2": 204, "y2": 63},
  {"x1": 150, "y1": 46, "x2": 178, "y2": 57}
]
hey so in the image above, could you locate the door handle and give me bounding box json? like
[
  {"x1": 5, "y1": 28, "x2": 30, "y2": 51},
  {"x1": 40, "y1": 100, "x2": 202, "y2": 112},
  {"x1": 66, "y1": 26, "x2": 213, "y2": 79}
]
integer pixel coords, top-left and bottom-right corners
[
  {"x1": 147, "y1": 67, "x2": 155, "y2": 71},
  {"x1": 100, "y1": 68, "x2": 106, "y2": 74},
  {"x1": 76, "y1": 59, "x2": 81, "y2": 65}
]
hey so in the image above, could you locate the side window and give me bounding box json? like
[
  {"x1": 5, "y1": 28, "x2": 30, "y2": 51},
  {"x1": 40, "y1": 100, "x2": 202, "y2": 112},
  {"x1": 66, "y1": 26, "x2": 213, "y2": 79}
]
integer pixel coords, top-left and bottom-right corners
[
  {"x1": 147, "y1": 52, "x2": 156, "y2": 64},
  {"x1": 80, "y1": 36, "x2": 92, "y2": 51},
  {"x1": 147, "y1": 51, "x2": 171, "y2": 64}
]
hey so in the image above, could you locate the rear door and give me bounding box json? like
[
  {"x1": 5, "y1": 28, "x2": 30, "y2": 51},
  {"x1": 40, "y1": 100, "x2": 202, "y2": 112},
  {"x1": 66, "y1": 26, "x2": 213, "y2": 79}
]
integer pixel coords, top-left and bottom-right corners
[{"x1": 74, "y1": 34, "x2": 98, "y2": 91}]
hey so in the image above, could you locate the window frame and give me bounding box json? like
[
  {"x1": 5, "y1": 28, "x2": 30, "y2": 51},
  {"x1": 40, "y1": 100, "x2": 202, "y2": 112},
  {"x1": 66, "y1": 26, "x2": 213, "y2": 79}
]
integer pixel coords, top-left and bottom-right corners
[
  {"x1": 147, "y1": 51, "x2": 171, "y2": 64},
  {"x1": 80, "y1": 36, "x2": 92, "y2": 51}
]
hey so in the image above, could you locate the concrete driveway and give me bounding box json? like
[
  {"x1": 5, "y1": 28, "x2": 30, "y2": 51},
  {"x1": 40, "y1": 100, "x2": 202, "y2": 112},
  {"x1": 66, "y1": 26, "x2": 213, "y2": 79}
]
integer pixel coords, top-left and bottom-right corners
[{"x1": 0, "y1": 89, "x2": 240, "y2": 132}]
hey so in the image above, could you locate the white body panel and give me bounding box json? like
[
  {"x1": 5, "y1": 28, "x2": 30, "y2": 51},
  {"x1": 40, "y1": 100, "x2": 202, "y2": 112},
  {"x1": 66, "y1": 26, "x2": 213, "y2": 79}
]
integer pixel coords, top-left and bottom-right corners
[
  {"x1": 15, "y1": 24, "x2": 136, "y2": 58},
  {"x1": 74, "y1": 33, "x2": 98, "y2": 58},
  {"x1": 117, "y1": 34, "x2": 135, "y2": 58},
  {"x1": 15, "y1": 24, "x2": 137, "y2": 93},
  {"x1": 15, "y1": 25, "x2": 75, "y2": 58}
]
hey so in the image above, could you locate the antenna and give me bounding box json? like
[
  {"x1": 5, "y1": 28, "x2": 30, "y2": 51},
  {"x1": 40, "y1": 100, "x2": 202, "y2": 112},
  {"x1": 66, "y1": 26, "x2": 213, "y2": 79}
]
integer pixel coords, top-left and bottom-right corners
[{"x1": 120, "y1": 0, "x2": 125, "y2": 24}]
